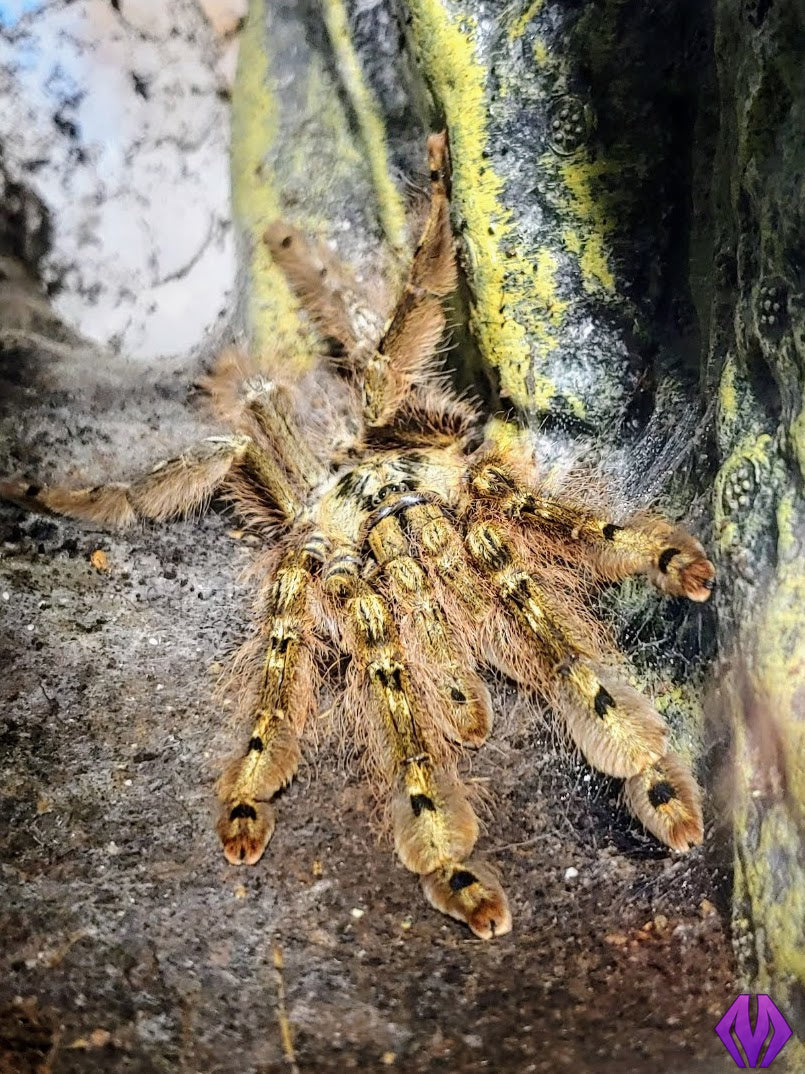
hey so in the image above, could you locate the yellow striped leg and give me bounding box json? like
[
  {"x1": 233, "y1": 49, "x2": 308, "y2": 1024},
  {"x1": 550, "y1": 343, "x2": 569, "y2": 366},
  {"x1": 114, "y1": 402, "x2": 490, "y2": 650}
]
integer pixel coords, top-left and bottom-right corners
[
  {"x1": 465, "y1": 519, "x2": 703, "y2": 851},
  {"x1": 468, "y1": 458, "x2": 715, "y2": 602},
  {"x1": 367, "y1": 511, "x2": 492, "y2": 747},
  {"x1": 216, "y1": 549, "x2": 318, "y2": 865},
  {"x1": 339, "y1": 579, "x2": 510, "y2": 939}
]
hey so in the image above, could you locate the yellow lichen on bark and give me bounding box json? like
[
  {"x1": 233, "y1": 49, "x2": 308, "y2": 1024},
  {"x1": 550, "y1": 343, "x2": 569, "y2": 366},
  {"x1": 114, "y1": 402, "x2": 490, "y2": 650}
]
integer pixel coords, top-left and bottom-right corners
[
  {"x1": 321, "y1": 0, "x2": 409, "y2": 256},
  {"x1": 230, "y1": 0, "x2": 313, "y2": 370},
  {"x1": 404, "y1": 0, "x2": 564, "y2": 412}
]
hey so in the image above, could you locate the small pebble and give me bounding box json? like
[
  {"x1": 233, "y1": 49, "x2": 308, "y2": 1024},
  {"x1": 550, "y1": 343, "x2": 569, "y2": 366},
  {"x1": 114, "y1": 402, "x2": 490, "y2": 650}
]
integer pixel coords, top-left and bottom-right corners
[
  {"x1": 605, "y1": 932, "x2": 628, "y2": 946},
  {"x1": 350, "y1": 907, "x2": 365, "y2": 919},
  {"x1": 700, "y1": 898, "x2": 717, "y2": 918},
  {"x1": 564, "y1": 866, "x2": 579, "y2": 881},
  {"x1": 148, "y1": 637, "x2": 159, "y2": 646},
  {"x1": 90, "y1": 549, "x2": 109, "y2": 571}
]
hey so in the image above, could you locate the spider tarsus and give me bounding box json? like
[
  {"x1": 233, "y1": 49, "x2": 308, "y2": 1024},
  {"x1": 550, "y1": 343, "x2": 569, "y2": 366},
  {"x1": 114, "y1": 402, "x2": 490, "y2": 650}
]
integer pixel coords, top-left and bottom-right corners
[
  {"x1": 216, "y1": 799, "x2": 276, "y2": 866},
  {"x1": 624, "y1": 752, "x2": 704, "y2": 853},
  {"x1": 421, "y1": 860, "x2": 512, "y2": 940},
  {"x1": 0, "y1": 480, "x2": 37, "y2": 507},
  {"x1": 676, "y1": 555, "x2": 717, "y2": 602}
]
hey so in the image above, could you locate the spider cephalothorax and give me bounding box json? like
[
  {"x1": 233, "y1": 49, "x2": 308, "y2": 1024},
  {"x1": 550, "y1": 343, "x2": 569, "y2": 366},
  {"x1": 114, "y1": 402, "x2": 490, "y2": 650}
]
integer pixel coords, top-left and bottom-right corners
[{"x1": 0, "y1": 133, "x2": 714, "y2": 939}]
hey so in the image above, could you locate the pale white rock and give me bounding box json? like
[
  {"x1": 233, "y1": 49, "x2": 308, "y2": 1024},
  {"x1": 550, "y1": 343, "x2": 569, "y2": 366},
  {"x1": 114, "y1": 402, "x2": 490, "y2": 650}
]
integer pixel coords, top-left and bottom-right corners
[
  {"x1": 0, "y1": 0, "x2": 236, "y2": 359},
  {"x1": 198, "y1": 0, "x2": 248, "y2": 38}
]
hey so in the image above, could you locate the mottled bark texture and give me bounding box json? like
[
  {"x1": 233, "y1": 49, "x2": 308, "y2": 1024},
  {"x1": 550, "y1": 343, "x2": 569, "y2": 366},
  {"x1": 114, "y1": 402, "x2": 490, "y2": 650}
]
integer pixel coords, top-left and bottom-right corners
[
  {"x1": 707, "y1": 0, "x2": 805, "y2": 1044},
  {"x1": 234, "y1": 0, "x2": 802, "y2": 1042}
]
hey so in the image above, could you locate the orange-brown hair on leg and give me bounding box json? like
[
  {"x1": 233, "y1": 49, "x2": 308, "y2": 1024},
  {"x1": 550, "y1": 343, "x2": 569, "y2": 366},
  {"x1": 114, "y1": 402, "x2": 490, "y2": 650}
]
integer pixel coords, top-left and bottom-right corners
[
  {"x1": 197, "y1": 347, "x2": 259, "y2": 425},
  {"x1": 0, "y1": 435, "x2": 251, "y2": 528},
  {"x1": 422, "y1": 858, "x2": 512, "y2": 941},
  {"x1": 363, "y1": 131, "x2": 458, "y2": 427},
  {"x1": 464, "y1": 517, "x2": 670, "y2": 780},
  {"x1": 264, "y1": 221, "x2": 383, "y2": 363},
  {"x1": 624, "y1": 751, "x2": 704, "y2": 852},
  {"x1": 467, "y1": 451, "x2": 716, "y2": 602},
  {"x1": 216, "y1": 547, "x2": 320, "y2": 866},
  {"x1": 329, "y1": 566, "x2": 510, "y2": 939},
  {"x1": 368, "y1": 511, "x2": 492, "y2": 748}
]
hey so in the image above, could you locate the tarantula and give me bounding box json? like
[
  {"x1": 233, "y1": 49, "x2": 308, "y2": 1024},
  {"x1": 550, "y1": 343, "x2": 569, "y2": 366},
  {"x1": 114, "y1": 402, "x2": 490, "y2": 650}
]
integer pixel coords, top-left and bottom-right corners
[{"x1": 1, "y1": 133, "x2": 715, "y2": 939}]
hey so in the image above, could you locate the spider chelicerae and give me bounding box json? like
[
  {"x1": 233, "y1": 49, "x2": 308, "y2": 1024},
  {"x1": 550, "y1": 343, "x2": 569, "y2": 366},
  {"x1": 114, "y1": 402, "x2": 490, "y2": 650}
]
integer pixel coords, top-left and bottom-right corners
[{"x1": 1, "y1": 133, "x2": 715, "y2": 939}]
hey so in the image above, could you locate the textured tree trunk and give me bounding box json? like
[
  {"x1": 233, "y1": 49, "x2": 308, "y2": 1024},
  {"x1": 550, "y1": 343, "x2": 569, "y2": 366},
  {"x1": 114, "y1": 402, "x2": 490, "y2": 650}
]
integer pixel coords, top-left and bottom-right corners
[{"x1": 708, "y1": 0, "x2": 805, "y2": 1044}]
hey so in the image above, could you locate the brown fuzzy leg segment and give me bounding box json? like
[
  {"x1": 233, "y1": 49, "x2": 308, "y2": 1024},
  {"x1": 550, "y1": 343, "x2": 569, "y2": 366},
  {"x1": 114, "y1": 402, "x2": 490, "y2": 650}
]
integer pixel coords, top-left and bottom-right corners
[
  {"x1": 465, "y1": 520, "x2": 668, "y2": 779},
  {"x1": 341, "y1": 580, "x2": 509, "y2": 939},
  {"x1": 263, "y1": 222, "x2": 382, "y2": 362},
  {"x1": 404, "y1": 502, "x2": 490, "y2": 620},
  {"x1": 363, "y1": 132, "x2": 457, "y2": 427},
  {"x1": 592, "y1": 516, "x2": 716, "y2": 602},
  {"x1": 368, "y1": 511, "x2": 492, "y2": 747},
  {"x1": 0, "y1": 436, "x2": 252, "y2": 528},
  {"x1": 422, "y1": 859, "x2": 512, "y2": 941},
  {"x1": 468, "y1": 457, "x2": 716, "y2": 602},
  {"x1": 624, "y1": 752, "x2": 704, "y2": 852},
  {"x1": 242, "y1": 379, "x2": 327, "y2": 492},
  {"x1": 216, "y1": 549, "x2": 317, "y2": 865}
]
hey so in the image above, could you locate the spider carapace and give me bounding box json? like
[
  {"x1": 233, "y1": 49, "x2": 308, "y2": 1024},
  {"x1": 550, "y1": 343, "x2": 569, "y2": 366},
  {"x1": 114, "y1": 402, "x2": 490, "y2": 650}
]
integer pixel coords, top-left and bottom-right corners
[{"x1": 1, "y1": 133, "x2": 715, "y2": 939}]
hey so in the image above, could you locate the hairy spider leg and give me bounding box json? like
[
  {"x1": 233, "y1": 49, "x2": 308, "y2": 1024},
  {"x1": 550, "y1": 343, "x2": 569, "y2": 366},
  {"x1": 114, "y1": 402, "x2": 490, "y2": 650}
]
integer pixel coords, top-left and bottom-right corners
[
  {"x1": 330, "y1": 565, "x2": 510, "y2": 939},
  {"x1": 0, "y1": 436, "x2": 255, "y2": 527},
  {"x1": 263, "y1": 221, "x2": 382, "y2": 364},
  {"x1": 402, "y1": 501, "x2": 489, "y2": 617},
  {"x1": 0, "y1": 364, "x2": 337, "y2": 531},
  {"x1": 469, "y1": 454, "x2": 716, "y2": 602},
  {"x1": 216, "y1": 547, "x2": 320, "y2": 865},
  {"x1": 624, "y1": 752, "x2": 704, "y2": 852},
  {"x1": 464, "y1": 519, "x2": 667, "y2": 777},
  {"x1": 267, "y1": 132, "x2": 458, "y2": 432},
  {"x1": 366, "y1": 508, "x2": 492, "y2": 747},
  {"x1": 363, "y1": 131, "x2": 457, "y2": 427},
  {"x1": 464, "y1": 516, "x2": 703, "y2": 850},
  {"x1": 240, "y1": 379, "x2": 327, "y2": 492}
]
